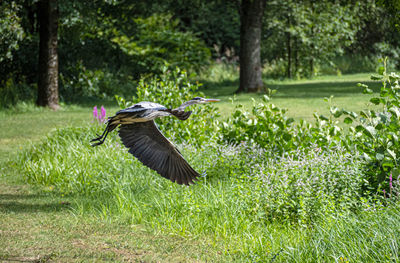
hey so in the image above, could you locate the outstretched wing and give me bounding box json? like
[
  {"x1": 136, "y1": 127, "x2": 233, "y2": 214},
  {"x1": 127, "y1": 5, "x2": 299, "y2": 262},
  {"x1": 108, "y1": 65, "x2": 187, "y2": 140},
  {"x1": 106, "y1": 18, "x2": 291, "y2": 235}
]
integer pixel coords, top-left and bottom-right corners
[{"x1": 118, "y1": 121, "x2": 199, "y2": 185}]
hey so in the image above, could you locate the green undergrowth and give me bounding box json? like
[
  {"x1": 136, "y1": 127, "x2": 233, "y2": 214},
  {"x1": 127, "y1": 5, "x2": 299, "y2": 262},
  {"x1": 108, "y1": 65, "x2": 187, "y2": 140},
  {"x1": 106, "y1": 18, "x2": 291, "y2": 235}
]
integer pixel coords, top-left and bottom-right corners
[
  {"x1": 9, "y1": 64, "x2": 400, "y2": 261},
  {"x1": 11, "y1": 125, "x2": 399, "y2": 261}
]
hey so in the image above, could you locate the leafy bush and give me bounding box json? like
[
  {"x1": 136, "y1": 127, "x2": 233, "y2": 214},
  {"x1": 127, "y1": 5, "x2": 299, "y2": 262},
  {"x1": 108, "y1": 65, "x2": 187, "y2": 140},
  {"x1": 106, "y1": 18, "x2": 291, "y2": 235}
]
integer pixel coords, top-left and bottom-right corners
[
  {"x1": 111, "y1": 14, "x2": 211, "y2": 75},
  {"x1": 0, "y1": 1, "x2": 24, "y2": 63},
  {"x1": 115, "y1": 67, "x2": 220, "y2": 145},
  {"x1": 59, "y1": 61, "x2": 136, "y2": 101},
  {"x1": 220, "y1": 96, "x2": 345, "y2": 156},
  {"x1": 208, "y1": 143, "x2": 369, "y2": 225},
  {"x1": 221, "y1": 61, "x2": 400, "y2": 195},
  {"x1": 340, "y1": 60, "x2": 400, "y2": 191},
  {"x1": 0, "y1": 77, "x2": 36, "y2": 108}
]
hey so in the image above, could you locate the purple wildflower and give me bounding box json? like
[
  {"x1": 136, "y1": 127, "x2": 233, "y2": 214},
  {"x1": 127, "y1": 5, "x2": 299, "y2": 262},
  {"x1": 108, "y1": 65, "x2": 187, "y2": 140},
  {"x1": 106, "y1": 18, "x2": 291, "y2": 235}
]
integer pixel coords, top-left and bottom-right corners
[
  {"x1": 389, "y1": 172, "x2": 393, "y2": 189},
  {"x1": 100, "y1": 106, "x2": 106, "y2": 122},
  {"x1": 93, "y1": 106, "x2": 98, "y2": 119}
]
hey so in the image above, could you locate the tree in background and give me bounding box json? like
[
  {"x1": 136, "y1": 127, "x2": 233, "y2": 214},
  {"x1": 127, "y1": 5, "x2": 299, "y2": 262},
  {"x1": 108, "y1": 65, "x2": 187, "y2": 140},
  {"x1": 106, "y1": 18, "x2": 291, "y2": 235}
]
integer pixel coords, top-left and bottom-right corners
[
  {"x1": 262, "y1": 0, "x2": 360, "y2": 78},
  {"x1": 0, "y1": 2, "x2": 24, "y2": 65},
  {"x1": 237, "y1": 0, "x2": 266, "y2": 93},
  {"x1": 1, "y1": 0, "x2": 400, "y2": 104},
  {"x1": 36, "y1": 0, "x2": 59, "y2": 110}
]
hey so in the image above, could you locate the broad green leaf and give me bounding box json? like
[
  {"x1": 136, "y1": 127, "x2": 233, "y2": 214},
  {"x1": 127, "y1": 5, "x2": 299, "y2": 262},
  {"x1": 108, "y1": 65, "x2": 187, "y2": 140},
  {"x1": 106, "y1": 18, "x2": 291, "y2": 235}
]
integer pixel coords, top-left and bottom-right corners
[
  {"x1": 376, "y1": 152, "x2": 385, "y2": 161},
  {"x1": 319, "y1": 115, "x2": 329, "y2": 121},
  {"x1": 370, "y1": 74, "x2": 383, "y2": 80},
  {"x1": 282, "y1": 133, "x2": 292, "y2": 141},
  {"x1": 387, "y1": 149, "x2": 396, "y2": 160},
  {"x1": 362, "y1": 152, "x2": 372, "y2": 162},
  {"x1": 364, "y1": 126, "x2": 376, "y2": 138},
  {"x1": 369, "y1": 97, "x2": 381, "y2": 105},
  {"x1": 343, "y1": 117, "x2": 353, "y2": 124}
]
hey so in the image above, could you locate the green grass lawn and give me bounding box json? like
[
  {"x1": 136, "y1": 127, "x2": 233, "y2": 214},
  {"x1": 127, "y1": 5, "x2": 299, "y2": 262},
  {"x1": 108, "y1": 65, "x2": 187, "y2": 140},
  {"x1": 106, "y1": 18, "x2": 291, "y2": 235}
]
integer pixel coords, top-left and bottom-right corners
[
  {"x1": 0, "y1": 176, "x2": 228, "y2": 262},
  {"x1": 202, "y1": 73, "x2": 381, "y2": 120},
  {"x1": 1, "y1": 72, "x2": 397, "y2": 262}
]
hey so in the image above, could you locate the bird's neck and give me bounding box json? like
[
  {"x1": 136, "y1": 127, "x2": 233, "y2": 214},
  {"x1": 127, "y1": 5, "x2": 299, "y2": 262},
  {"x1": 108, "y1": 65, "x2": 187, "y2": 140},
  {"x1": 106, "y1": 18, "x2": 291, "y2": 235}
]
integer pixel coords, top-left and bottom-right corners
[{"x1": 176, "y1": 101, "x2": 197, "y2": 111}]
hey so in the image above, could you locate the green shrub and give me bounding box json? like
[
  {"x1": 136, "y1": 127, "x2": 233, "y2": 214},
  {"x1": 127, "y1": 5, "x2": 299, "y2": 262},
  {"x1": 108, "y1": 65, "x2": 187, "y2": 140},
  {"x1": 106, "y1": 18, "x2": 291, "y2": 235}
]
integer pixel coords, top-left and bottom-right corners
[
  {"x1": 210, "y1": 144, "x2": 368, "y2": 225},
  {"x1": 111, "y1": 14, "x2": 211, "y2": 75},
  {"x1": 340, "y1": 60, "x2": 400, "y2": 192},
  {"x1": 0, "y1": 76, "x2": 36, "y2": 108},
  {"x1": 222, "y1": 61, "x2": 400, "y2": 195},
  {"x1": 59, "y1": 61, "x2": 136, "y2": 101},
  {"x1": 115, "y1": 67, "x2": 220, "y2": 145},
  {"x1": 220, "y1": 96, "x2": 345, "y2": 156},
  {"x1": 0, "y1": 1, "x2": 24, "y2": 63}
]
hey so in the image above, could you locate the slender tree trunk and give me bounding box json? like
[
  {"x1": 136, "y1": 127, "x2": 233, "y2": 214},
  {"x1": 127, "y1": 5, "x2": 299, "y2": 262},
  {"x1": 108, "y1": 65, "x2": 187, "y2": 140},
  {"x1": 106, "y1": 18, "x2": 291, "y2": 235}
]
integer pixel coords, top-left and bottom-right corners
[
  {"x1": 294, "y1": 37, "x2": 298, "y2": 77},
  {"x1": 36, "y1": 0, "x2": 59, "y2": 110},
  {"x1": 236, "y1": 0, "x2": 266, "y2": 93},
  {"x1": 286, "y1": 32, "x2": 292, "y2": 79},
  {"x1": 309, "y1": 0, "x2": 315, "y2": 78},
  {"x1": 286, "y1": 8, "x2": 292, "y2": 79}
]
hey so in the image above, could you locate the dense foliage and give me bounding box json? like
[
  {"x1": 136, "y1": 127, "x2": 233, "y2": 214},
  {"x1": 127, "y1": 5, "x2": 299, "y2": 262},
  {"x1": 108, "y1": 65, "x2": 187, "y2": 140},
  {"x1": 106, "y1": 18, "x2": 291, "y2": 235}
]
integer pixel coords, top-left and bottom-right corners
[
  {"x1": 1, "y1": 0, "x2": 400, "y2": 108},
  {"x1": 221, "y1": 64, "x2": 400, "y2": 195}
]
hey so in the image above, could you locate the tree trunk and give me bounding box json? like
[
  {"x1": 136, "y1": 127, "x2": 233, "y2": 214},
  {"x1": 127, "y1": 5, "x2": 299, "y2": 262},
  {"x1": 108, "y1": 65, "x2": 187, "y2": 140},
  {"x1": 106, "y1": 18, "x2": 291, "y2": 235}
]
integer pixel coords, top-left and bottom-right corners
[
  {"x1": 286, "y1": 29, "x2": 291, "y2": 79},
  {"x1": 36, "y1": 0, "x2": 59, "y2": 110},
  {"x1": 236, "y1": 0, "x2": 266, "y2": 93},
  {"x1": 294, "y1": 37, "x2": 298, "y2": 77},
  {"x1": 309, "y1": 0, "x2": 315, "y2": 78}
]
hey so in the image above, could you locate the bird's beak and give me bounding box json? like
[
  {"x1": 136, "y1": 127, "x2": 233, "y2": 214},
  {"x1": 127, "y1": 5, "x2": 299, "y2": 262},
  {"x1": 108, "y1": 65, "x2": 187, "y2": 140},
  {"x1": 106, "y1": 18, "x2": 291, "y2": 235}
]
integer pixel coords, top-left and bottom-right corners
[{"x1": 204, "y1": 98, "x2": 220, "y2": 103}]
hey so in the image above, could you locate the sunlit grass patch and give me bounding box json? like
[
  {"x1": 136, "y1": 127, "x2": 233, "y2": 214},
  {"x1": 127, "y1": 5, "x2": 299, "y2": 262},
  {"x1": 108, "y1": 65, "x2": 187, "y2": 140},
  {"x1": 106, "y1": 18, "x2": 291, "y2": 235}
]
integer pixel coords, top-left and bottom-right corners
[{"x1": 14, "y1": 125, "x2": 393, "y2": 260}]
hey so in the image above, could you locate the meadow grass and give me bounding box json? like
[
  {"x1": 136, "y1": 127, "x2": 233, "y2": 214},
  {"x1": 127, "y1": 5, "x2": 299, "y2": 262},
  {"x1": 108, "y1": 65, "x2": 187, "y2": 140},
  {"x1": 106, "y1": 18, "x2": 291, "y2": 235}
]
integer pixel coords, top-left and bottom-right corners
[
  {"x1": 201, "y1": 72, "x2": 381, "y2": 121},
  {"x1": 1, "y1": 72, "x2": 399, "y2": 262},
  {"x1": 10, "y1": 125, "x2": 400, "y2": 262}
]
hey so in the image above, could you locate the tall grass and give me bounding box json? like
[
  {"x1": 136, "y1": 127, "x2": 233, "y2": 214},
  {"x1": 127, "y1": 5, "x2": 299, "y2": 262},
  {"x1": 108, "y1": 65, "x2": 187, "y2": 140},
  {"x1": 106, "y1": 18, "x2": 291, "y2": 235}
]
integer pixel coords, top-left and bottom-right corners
[
  {"x1": 14, "y1": 125, "x2": 399, "y2": 261},
  {"x1": 282, "y1": 205, "x2": 400, "y2": 262}
]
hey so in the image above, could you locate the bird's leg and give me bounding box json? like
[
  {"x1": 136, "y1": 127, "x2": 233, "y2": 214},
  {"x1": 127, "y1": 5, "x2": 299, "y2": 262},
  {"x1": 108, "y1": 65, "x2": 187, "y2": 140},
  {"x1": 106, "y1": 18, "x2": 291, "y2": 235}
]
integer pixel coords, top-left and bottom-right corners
[
  {"x1": 91, "y1": 129, "x2": 109, "y2": 147},
  {"x1": 91, "y1": 122, "x2": 110, "y2": 142},
  {"x1": 90, "y1": 123, "x2": 118, "y2": 147}
]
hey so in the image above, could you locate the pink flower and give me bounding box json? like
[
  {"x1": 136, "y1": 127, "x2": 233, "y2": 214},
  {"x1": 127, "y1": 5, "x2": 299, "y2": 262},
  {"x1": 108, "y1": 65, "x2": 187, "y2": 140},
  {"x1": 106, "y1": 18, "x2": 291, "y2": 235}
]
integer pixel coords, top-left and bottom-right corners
[
  {"x1": 389, "y1": 172, "x2": 393, "y2": 189},
  {"x1": 100, "y1": 106, "x2": 106, "y2": 122},
  {"x1": 93, "y1": 106, "x2": 98, "y2": 119},
  {"x1": 92, "y1": 105, "x2": 107, "y2": 123}
]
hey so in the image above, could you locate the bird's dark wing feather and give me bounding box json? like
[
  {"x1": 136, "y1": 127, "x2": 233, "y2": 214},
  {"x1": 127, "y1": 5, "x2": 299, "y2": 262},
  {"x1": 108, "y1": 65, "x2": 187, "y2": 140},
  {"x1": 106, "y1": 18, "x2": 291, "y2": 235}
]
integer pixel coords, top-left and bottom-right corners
[{"x1": 118, "y1": 121, "x2": 199, "y2": 185}]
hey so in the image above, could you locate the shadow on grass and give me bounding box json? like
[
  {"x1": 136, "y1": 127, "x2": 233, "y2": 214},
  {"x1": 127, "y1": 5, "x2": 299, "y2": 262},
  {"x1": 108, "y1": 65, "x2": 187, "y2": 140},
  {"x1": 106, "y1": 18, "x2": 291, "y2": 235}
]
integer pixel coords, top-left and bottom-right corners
[
  {"x1": 269, "y1": 81, "x2": 381, "y2": 98},
  {"x1": 0, "y1": 193, "x2": 71, "y2": 213},
  {"x1": 0, "y1": 193, "x2": 49, "y2": 200},
  {"x1": 201, "y1": 78, "x2": 381, "y2": 98}
]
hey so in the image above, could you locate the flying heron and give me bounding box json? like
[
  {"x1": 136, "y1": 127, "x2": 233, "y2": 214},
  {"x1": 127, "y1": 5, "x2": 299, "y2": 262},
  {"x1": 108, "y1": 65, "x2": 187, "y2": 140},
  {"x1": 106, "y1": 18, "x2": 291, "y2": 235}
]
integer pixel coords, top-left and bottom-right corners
[{"x1": 91, "y1": 97, "x2": 220, "y2": 185}]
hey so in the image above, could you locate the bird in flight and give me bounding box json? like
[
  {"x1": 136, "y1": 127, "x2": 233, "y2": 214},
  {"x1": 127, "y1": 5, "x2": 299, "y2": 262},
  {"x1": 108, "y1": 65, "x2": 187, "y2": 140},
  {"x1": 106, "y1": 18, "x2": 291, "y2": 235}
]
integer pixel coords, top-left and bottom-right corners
[{"x1": 91, "y1": 97, "x2": 220, "y2": 185}]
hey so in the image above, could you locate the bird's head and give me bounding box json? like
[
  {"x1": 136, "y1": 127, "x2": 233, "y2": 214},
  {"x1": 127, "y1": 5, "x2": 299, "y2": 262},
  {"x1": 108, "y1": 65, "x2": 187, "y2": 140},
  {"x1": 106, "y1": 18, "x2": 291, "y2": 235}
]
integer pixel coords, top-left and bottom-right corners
[
  {"x1": 190, "y1": 97, "x2": 220, "y2": 104},
  {"x1": 176, "y1": 97, "x2": 220, "y2": 110}
]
